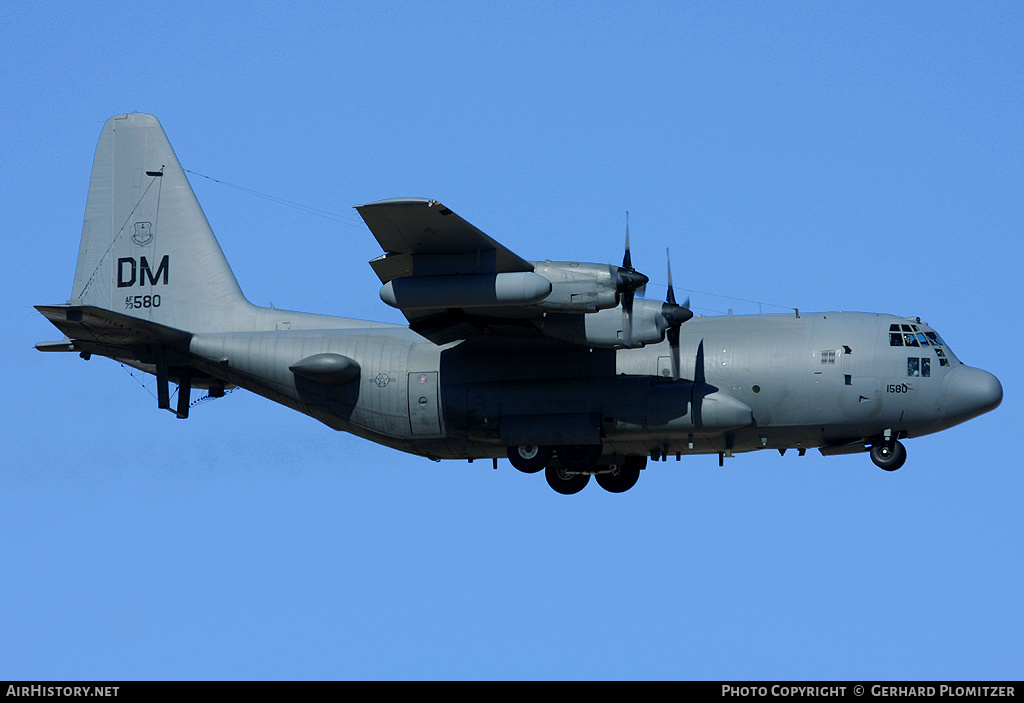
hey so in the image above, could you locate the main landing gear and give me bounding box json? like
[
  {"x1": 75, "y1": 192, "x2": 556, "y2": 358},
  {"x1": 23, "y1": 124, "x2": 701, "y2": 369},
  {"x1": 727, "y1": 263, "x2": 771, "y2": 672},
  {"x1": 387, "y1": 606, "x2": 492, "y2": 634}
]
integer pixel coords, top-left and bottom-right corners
[
  {"x1": 507, "y1": 445, "x2": 646, "y2": 494},
  {"x1": 870, "y1": 440, "x2": 907, "y2": 471},
  {"x1": 506, "y1": 445, "x2": 550, "y2": 474},
  {"x1": 594, "y1": 457, "x2": 643, "y2": 493},
  {"x1": 545, "y1": 466, "x2": 591, "y2": 495}
]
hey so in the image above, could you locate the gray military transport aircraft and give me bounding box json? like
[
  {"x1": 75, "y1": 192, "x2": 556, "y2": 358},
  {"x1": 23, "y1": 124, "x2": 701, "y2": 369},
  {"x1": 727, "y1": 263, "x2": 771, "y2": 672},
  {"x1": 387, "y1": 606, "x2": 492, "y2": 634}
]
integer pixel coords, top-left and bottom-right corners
[{"x1": 36, "y1": 113, "x2": 1002, "y2": 494}]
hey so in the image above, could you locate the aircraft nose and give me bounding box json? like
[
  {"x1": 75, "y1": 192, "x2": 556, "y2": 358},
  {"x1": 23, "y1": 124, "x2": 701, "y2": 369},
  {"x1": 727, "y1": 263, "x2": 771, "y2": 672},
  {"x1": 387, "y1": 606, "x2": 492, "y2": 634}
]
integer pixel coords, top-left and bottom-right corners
[{"x1": 943, "y1": 365, "x2": 1002, "y2": 425}]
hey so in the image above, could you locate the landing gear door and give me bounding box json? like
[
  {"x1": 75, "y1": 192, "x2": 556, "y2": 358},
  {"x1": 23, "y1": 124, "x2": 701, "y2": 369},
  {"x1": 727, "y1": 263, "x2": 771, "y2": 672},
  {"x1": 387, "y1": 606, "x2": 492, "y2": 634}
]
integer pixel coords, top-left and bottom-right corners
[{"x1": 408, "y1": 372, "x2": 442, "y2": 436}]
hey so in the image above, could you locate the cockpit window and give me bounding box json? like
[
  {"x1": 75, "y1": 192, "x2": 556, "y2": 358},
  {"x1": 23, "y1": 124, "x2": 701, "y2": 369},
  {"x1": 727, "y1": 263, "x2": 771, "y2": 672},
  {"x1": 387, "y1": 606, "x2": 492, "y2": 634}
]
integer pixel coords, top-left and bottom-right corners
[
  {"x1": 890, "y1": 322, "x2": 956, "y2": 366},
  {"x1": 889, "y1": 323, "x2": 950, "y2": 356},
  {"x1": 907, "y1": 357, "x2": 931, "y2": 377}
]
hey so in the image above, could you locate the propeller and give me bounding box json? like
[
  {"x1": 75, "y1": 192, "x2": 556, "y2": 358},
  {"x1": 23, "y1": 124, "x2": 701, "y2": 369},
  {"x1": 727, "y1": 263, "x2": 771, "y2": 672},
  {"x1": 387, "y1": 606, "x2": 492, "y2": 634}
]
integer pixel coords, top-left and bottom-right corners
[
  {"x1": 614, "y1": 212, "x2": 649, "y2": 348},
  {"x1": 660, "y1": 248, "x2": 693, "y2": 380}
]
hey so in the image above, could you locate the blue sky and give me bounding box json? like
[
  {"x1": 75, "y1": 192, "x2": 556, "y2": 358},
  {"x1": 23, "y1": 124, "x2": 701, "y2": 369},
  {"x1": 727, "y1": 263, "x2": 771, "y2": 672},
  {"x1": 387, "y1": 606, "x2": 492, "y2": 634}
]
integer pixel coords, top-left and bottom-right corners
[{"x1": 2, "y1": 1, "x2": 1021, "y2": 680}]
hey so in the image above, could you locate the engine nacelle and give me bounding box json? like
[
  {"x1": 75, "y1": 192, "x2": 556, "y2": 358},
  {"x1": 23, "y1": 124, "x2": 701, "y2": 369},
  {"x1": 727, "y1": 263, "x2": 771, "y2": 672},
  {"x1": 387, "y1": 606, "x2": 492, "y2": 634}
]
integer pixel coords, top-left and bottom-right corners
[
  {"x1": 538, "y1": 298, "x2": 670, "y2": 348},
  {"x1": 529, "y1": 261, "x2": 621, "y2": 313}
]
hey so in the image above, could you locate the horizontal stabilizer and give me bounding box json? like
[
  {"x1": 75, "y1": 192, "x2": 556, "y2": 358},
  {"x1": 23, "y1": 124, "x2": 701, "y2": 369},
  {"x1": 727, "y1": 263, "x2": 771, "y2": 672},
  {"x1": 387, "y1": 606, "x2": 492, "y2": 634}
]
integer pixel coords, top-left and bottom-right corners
[{"x1": 35, "y1": 304, "x2": 190, "y2": 349}]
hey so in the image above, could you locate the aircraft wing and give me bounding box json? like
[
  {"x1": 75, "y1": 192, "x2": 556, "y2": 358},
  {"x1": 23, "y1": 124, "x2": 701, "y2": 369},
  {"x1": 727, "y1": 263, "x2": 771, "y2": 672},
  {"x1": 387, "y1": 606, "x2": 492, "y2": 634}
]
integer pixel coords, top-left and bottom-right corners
[
  {"x1": 355, "y1": 198, "x2": 548, "y2": 343},
  {"x1": 356, "y1": 198, "x2": 535, "y2": 283}
]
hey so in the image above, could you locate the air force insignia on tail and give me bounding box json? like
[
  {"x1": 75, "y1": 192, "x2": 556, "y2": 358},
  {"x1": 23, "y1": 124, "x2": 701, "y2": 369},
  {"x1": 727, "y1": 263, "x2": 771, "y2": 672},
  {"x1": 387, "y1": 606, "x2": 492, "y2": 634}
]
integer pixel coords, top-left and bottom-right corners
[{"x1": 131, "y1": 221, "x2": 154, "y2": 246}]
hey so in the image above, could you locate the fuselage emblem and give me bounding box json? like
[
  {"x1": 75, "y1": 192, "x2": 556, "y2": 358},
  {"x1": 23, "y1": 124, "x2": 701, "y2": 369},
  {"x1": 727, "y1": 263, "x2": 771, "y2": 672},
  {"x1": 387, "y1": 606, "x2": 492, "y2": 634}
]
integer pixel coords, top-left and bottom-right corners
[{"x1": 375, "y1": 373, "x2": 390, "y2": 388}]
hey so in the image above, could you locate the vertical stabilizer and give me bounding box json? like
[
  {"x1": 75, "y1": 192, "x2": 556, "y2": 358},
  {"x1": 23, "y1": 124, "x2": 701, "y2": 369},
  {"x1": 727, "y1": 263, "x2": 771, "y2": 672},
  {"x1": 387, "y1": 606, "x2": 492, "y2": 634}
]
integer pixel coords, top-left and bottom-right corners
[{"x1": 70, "y1": 113, "x2": 251, "y2": 331}]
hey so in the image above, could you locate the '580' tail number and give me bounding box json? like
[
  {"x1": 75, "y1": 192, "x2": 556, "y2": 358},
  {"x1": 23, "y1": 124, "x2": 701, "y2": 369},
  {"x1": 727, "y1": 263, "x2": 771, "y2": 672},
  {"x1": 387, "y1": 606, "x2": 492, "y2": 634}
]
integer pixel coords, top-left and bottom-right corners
[
  {"x1": 125, "y1": 295, "x2": 161, "y2": 310},
  {"x1": 887, "y1": 383, "x2": 911, "y2": 394}
]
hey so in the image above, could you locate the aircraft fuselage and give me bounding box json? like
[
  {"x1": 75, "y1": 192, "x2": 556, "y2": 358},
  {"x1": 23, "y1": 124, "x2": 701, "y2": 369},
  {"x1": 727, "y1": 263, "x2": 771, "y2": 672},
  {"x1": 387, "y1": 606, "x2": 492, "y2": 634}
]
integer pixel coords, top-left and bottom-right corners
[{"x1": 186, "y1": 309, "x2": 1000, "y2": 463}]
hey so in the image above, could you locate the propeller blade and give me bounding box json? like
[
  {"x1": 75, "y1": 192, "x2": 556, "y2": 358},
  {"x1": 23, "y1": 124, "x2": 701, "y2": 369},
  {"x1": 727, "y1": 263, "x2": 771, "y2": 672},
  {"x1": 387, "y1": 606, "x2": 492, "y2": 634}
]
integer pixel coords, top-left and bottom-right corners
[
  {"x1": 622, "y1": 294, "x2": 633, "y2": 348},
  {"x1": 659, "y1": 249, "x2": 693, "y2": 327},
  {"x1": 661, "y1": 248, "x2": 692, "y2": 380},
  {"x1": 668, "y1": 325, "x2": 680, "y2": 380},
  {"x1": 623, "y1": 211, "x2": 632, "y2": 270},
  {"x1": 614, "y1": 212, "x2": 649, "y2": 295},
  {"x1": 616, "y1": 211, "x2": 648, "y2": 349},
  {"x1": 666, "y1": 248, "x2": 676, "y2": 305}
]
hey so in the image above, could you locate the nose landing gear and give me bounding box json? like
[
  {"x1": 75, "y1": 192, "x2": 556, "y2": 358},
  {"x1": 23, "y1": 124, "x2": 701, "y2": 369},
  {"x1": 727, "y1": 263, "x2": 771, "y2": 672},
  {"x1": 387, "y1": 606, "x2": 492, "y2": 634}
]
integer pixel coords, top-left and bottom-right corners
[{"x1": 870, "y1": 440, "x2": 907, "y2": 471}]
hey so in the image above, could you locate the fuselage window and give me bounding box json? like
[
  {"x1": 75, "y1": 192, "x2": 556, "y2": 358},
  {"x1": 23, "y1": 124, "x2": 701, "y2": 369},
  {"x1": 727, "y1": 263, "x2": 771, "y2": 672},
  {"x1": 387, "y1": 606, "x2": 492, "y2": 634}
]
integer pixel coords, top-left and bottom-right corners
[
  {"x1": 890, "y1": 333, "x2": 904, "y2": 346},
  {"x1": 916, "y1": 333, "x2": 930, "y2": 346},
  {"x1": 904, "y1": 333, "x2": 920, "y2": 347},
  {"x1": 922, "y1": 358, "x2": 931, "y2": 376}
]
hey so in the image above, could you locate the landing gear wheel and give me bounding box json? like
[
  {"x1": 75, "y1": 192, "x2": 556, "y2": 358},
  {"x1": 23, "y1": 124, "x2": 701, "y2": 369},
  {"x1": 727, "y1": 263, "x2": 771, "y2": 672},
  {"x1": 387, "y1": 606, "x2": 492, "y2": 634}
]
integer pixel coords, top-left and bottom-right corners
[
  {"x1": 545, "y1": 466, "x2": 590, "y2": 495},
  {"x1": 556, "y1": 444, "x2": 602, "y2": 472},
  {"x1": 870, "y1": 441, "x2": 907, "y2": 471},
  {"x1": 507, "y1": 445, "x2": 551, "y2": 474},
  {"x1": 595, "y1": 456, "x2": 646, "y2": 493}
]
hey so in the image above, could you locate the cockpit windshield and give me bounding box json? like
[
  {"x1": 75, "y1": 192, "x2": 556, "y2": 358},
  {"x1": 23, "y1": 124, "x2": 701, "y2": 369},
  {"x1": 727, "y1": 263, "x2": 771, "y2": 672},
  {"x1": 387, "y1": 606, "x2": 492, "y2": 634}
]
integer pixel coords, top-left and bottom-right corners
[{"x1": 888, "y1": 322, "x2": 954, "y2": 367}]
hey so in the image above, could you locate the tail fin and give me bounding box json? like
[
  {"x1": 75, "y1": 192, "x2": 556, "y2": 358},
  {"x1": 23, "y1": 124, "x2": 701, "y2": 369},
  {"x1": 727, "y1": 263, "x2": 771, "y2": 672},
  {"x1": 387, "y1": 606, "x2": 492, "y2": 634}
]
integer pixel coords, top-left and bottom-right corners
[{"x1": 69, "y1": 112, "x2": 251, "y2": 331}]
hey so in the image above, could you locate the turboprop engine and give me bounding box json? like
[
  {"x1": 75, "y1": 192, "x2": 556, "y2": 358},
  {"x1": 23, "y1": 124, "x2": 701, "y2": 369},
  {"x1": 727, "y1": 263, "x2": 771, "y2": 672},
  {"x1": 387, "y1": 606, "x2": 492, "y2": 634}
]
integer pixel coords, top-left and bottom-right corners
[{"x1": 538, "y1": 297, "x2": 690, "y2": 349}]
